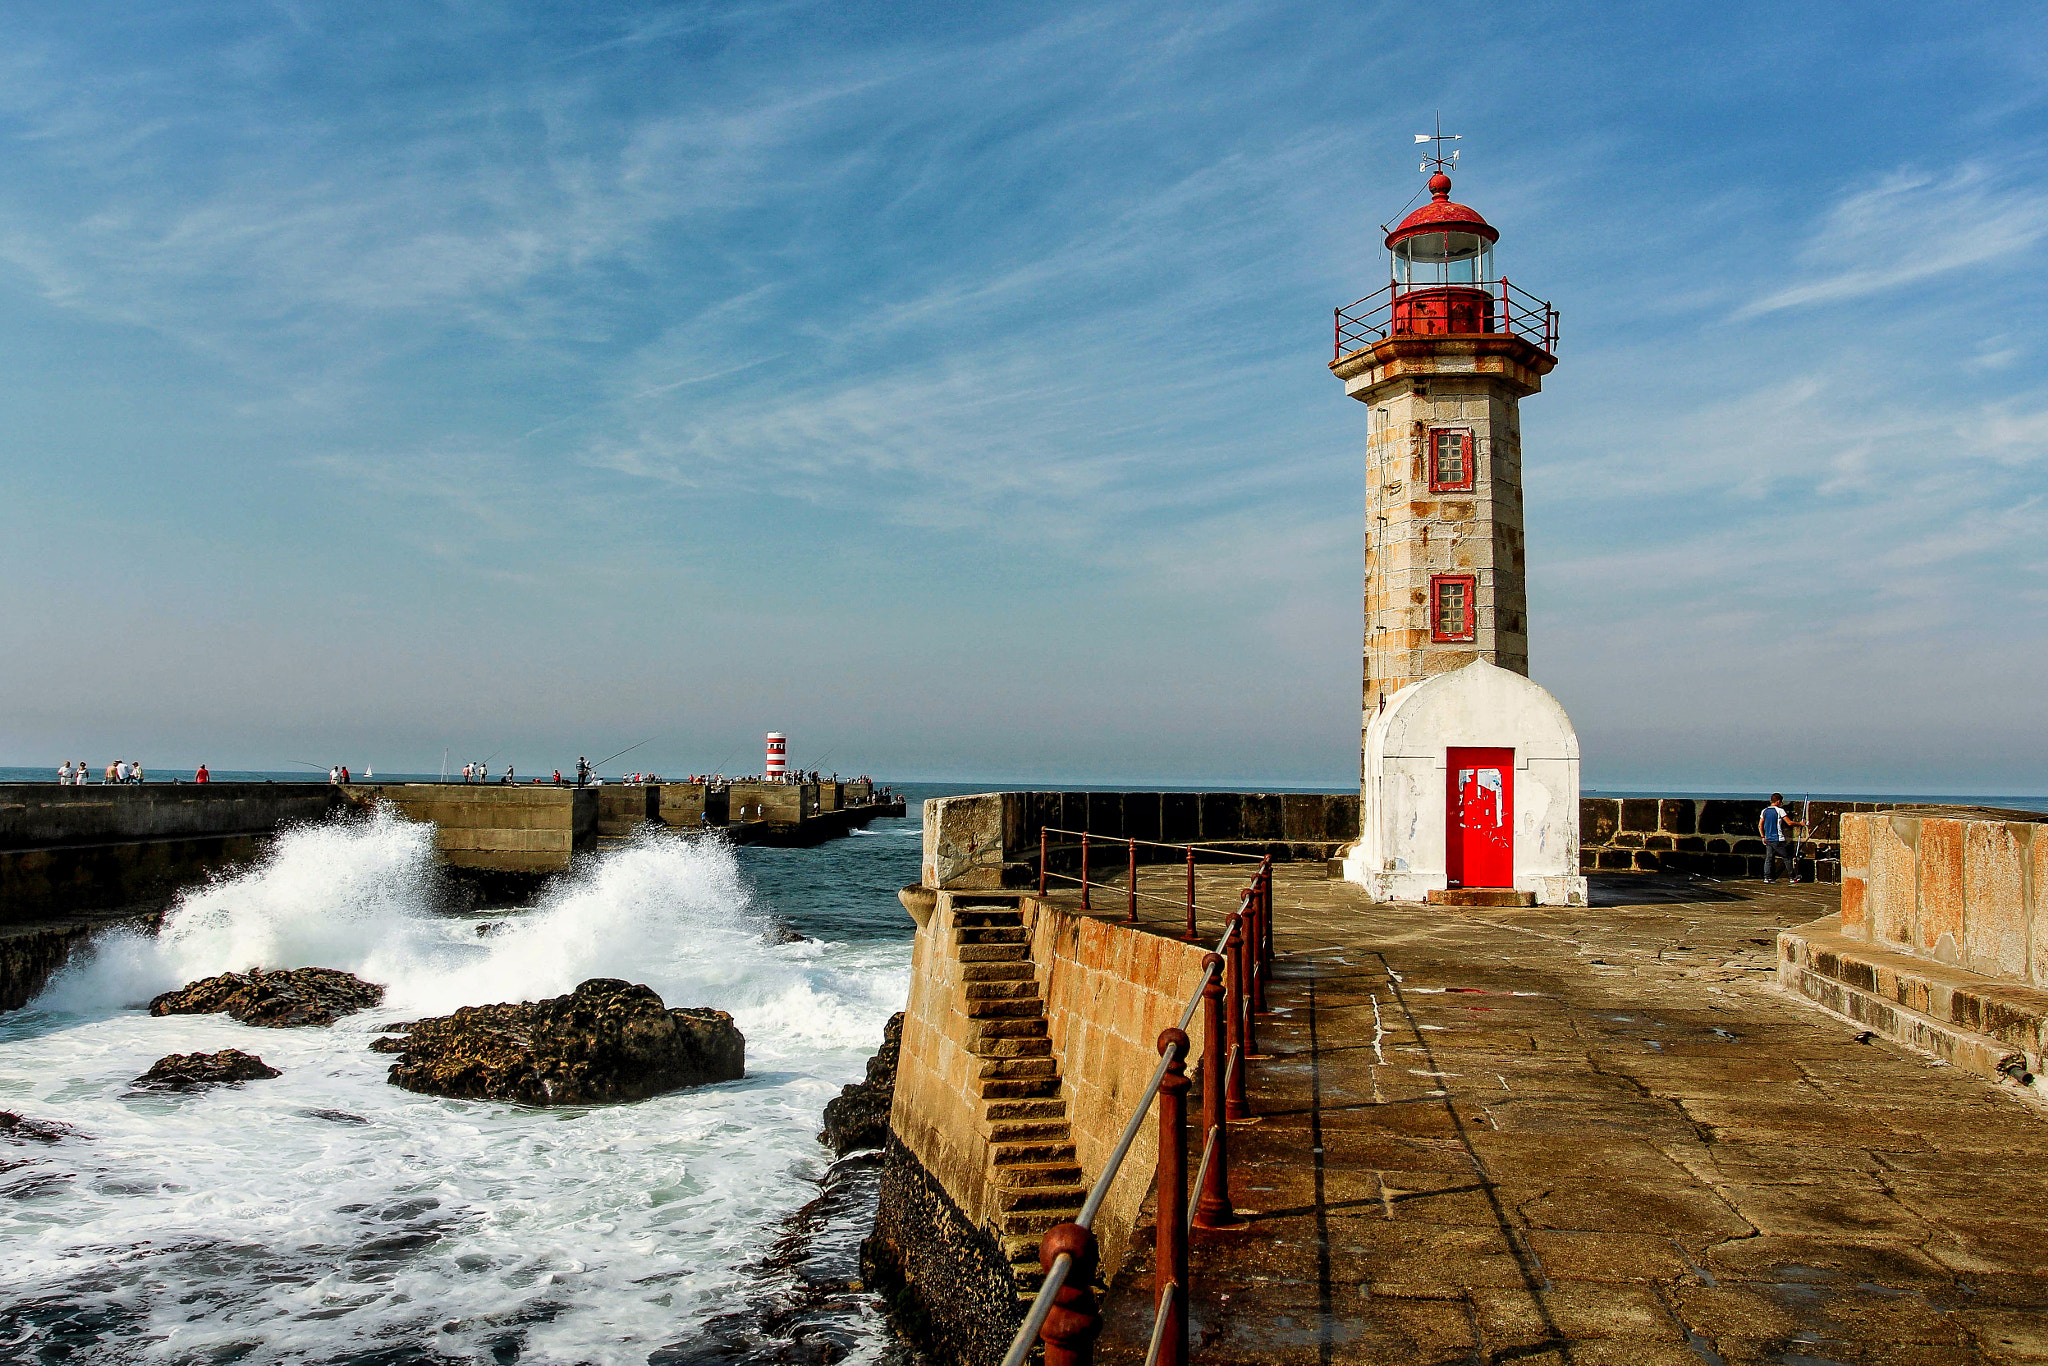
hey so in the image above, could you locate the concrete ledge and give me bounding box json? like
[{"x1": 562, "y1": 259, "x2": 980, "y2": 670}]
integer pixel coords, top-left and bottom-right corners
[{"x1": 1779, "y1": 913, "x2": 2046, "y2": 1098}]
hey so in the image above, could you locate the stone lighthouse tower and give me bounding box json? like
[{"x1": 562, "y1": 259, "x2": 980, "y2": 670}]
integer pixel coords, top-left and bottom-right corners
[{"x1": 1330, "y1": 140, "x2": 1585, "y2": 907}]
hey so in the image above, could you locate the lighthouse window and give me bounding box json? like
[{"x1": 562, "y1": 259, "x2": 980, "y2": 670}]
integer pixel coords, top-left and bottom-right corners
[
  {"x1": 1429, "y1": 429, "x2": 1474, "y2": 491},
  {"x1": 1431, "y1": 575, "x2": 1477, "y2": 642}
]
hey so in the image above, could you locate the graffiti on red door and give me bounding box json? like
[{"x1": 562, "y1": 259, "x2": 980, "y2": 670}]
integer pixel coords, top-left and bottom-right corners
[{"x1": 1446, "y1": 746, "x2": 1514, "y2": 888}]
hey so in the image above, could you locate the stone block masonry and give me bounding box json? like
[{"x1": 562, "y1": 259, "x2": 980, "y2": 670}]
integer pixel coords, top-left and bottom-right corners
[
  {"x1": 0, "y1": 783, "x2": 341, "y2": 924},
  {"x1": 869, "y1": 882, "x2": 1213, "y2": 1366},
  {"x1": 1780, "y1": 810, "x2": 2048, "y2": 1100},
  {"x1": 921, "y1": 790, "x2": 1359, "y2": 892}
]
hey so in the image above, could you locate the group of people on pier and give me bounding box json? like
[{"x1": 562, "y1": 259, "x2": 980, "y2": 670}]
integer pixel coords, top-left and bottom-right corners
[{"x1": 54, "y1": 760, "x2": 148, "y2": 785}]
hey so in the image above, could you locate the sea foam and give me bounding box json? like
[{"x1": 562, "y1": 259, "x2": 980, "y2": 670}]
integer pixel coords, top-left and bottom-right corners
[{"x1": 2, "y1": 807, "x2": 910, "y2": 1364}]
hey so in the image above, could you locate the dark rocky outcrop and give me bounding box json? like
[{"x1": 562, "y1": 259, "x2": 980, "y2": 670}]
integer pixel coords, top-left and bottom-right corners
[
  {"x1": 381, "y1": 978, "x2": 744, "y2": 1106},
  {"x1": 134, "y1": 1048, "x2": 282, "y2": 1089},
  {"x1": 820, "y1": 1012, "x2": 903, "y2": 1156},
  {"x1": 0, "y1": 1111, "x2": 86, "y2": 1144},
  {"x1": 149, "y1": 967, "x2": 384, "y2": 1027}
]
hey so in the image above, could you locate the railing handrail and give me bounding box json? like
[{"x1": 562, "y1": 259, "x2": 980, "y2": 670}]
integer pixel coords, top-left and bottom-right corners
[
  {"x1": 1039, "y1": 827, "x2": 1272, "y2": 861},
  {"x1": 1333, "y1": 276, "x2": 1558, "y2": 360},
  {"x1": 997, "y1": 896, "x2": 1251, "y2": 1366}
]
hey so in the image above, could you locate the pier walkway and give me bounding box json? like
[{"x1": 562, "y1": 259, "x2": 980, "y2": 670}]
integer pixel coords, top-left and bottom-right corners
[{"x1": 1038, "y1": 868, "x2": 2048, "y2": 1366}]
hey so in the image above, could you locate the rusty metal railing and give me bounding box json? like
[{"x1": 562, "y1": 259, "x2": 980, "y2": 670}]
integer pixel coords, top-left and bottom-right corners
[
  {"x1": 1001, "y1": 858, "x2": 1278, "y2": 1366},
  {"x1": 1334, "y1": 277, "x2": 1557, "y2": 360}
]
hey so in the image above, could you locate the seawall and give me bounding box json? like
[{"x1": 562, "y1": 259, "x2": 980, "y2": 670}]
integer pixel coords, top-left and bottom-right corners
[{"x1": 866, "y1": 884, "x2": 1213, "y2": 1365}]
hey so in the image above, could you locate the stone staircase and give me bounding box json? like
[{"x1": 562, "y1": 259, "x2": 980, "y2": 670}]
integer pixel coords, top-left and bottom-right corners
[{"x1": 950, "y1": 897, "x2": 1086, "y2": 1293}]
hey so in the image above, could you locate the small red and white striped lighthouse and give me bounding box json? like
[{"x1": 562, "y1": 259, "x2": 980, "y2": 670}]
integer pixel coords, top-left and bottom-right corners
[{"x1": 765, "y1": 732, "x2": 787, "y2": 781}]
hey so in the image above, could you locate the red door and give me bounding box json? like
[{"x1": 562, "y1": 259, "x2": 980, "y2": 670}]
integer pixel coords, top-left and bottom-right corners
[{"x1": 1446, "y1": 747, "x2": 1514, "y2": 888}]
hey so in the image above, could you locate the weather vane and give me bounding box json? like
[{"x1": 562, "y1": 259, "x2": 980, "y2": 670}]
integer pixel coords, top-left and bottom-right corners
[{"x1": 1415, "y1": 113, "x2": 1460, "y2": 177}]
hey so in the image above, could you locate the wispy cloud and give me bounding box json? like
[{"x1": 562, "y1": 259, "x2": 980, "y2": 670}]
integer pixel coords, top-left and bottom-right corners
[{"x1": 1736, "y1": 165, "x2": 2048, "y2": 317}]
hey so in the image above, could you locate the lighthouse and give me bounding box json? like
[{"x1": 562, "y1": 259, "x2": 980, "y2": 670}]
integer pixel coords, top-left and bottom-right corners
[{"x1": 1329, "y1": 137, "x2": 1586, "y2": 907}]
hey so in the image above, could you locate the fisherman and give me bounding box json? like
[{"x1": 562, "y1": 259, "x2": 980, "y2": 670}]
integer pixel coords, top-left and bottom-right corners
[{"x1": 1759, "y1": 793, "x2": 1801, "y2": 884}]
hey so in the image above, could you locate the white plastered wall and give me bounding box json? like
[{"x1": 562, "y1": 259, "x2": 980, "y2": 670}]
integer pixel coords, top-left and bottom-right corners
[{"x1": 1341, "y1": 658, "x2": 1587, "y2": 906}]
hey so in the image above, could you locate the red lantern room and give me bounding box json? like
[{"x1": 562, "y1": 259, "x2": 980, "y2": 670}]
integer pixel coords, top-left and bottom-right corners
[
  {"x1": 1386, "y1": 173, "x2": 1498, "y2": 336},
  {"x1": 1332, "y1": 144, "x2": 1556, "y2": 361}
]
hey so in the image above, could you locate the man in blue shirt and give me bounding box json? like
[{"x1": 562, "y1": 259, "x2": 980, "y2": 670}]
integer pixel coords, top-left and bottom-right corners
[{"x1": 1759, "y1": 794, "x2": 1800, "y2": 883}]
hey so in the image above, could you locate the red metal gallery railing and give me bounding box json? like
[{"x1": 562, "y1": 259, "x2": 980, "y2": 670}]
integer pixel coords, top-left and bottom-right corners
[
  {"x1": 1000, "y1": 835, "x2": 1279, "y2": 1366},
  {"x1": 1334, "y1": 278, "x2": 1557, "y2": 361}
]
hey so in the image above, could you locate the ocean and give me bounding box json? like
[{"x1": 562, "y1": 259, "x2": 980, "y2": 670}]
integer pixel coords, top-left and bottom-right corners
[{"x1": 0, "y1": 783, "x2": 985, "y2": 1365}]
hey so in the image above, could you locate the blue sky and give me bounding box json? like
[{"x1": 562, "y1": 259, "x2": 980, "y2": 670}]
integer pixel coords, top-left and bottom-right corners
[{"x1": 2, "y1": 1, "x2": 2043, "y2": 793}]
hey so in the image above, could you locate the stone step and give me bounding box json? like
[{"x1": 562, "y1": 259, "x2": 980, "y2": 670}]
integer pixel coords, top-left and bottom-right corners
[
  {"x1": 962, "y1": 961, "x2": 1035, "y2": 983},
  {"x1": 992, "y1": 1138, "x2": 1076, "y2": 1167},
  {"x1": 1002, "y1": 1233, "x2": 1052, "y2": 1270},
  {"x1": 965, "y1": 979, "x2": 1038, "y2": 1000},
  {"x1": 998, "y1": 1203, "x2": 1083, "y2": 1237},
  {"x1": 971, "y1": 1017, "x2": 1048, "y2": 1041},
  {"x1": 954, "y1": 925, "x2": 1029, "y2": 945},
  {"x1": 966, "y1": 997, "x2": 1044, "y2": 1021},
  {"x1": 974, "y1": 1036, "x2": 1052, "y2": 1060},
  {"x1": 952, "y1": 909, "x2": 1025, "y2": 928},
  {"x1": 958, "y1": 943, "x2": 1031, "y2": 964},
  {"x1": 980, "y1": 1076, "x2": 1062, "y2": 1100},
  {"x1": 995, "y1": 1181, "x2": 1090, "y2": 1213},
  {"x1": 986, "y1": 1119, "x2": 1072, "y2": 1145},
  {"x1": 997, "y1": 1160, "x2": 1084, "y2": 1189},
  {"x1": 982, "y1": 1094, "x2": 1064, "y2": 1118}
]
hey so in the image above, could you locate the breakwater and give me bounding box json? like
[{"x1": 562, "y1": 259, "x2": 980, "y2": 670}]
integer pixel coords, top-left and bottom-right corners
[{"x1": 0, "y1": 779, "x2": 903, "y2": 1008}]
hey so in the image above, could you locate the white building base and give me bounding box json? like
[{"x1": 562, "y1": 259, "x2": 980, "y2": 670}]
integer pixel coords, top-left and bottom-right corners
[{"x1": 1342, "y1": 659, "x2": 1588, "y2": 908}]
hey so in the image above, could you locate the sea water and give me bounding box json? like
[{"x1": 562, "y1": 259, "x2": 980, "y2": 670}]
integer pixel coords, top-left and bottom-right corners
[{"x1": 0, "y1": 793, "x2": 945, "y2": 1365}]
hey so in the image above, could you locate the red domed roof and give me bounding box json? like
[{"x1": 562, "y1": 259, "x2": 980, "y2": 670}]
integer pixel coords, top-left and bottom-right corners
[{"x1": 1385, "y1": 173, "x2": 1498, "y2": 250}]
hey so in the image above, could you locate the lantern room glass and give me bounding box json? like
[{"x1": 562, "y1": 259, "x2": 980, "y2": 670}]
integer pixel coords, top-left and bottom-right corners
[{"x1": 1392, "y1": 231, "x2": 1494, "y2": 286}]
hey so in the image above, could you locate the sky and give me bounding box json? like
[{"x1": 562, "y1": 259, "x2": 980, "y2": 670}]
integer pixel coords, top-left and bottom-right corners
[{"x1": 1, "y1": 1, "x2": 2044, "y2": 794}]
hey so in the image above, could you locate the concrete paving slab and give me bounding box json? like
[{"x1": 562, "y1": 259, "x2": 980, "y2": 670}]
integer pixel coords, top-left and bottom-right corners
[{"x1": 1050, "y1": 869, "x2": 2048, "y2": 1365}]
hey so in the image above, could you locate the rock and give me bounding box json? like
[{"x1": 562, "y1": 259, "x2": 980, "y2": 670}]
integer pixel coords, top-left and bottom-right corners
[
  {"x1": 820, "y1": 1012, "x2": 903, "y2": 1156},
  {"x1": 0, "y1": 1111, "x2": 86, "y2": 1144},
  {"x1": 134, "y1": 1049, "x2": 282, "y2": 1089},
  {"x1": 149, "y1": 967, "x2": 385, "y2": 1027},
  {"x1": 385, "y1": 978, "x2": 745, "y2": 1106},
  {"x1": 762, "y1": 921, "x2": 812, "y2": 945}
]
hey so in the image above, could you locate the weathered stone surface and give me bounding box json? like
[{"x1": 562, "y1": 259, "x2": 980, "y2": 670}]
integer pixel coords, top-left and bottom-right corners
[
  {"x1": 820, "y1": 1012, "x2": 902, "y2": 1156},
  {"x1": 134, "y1": 1048, "x2": 281, "y2": 1088},
  {"x1": 149, "y1": 967, "x2": 384, "y2": 1027},
  {"x1": 864, "y1": 1136, "x2": 1024, "y2": 1366},
  {"x1": 382, "y1": 977, "x2": 743, "y2": 1105}
]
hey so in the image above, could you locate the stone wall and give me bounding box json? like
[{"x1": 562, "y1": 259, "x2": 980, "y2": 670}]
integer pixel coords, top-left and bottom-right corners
[
  {"x1": 341, "y1": 784, "x2": 597, "y2": 873},
  {"x1": 1838, "y1": 812, "x2": 2048, "y2": 982},
  {"x1": 921, "y1": 791, "x2": 1360, "y2": 891},
  {"x1": 1578, "y1": 797, "x2": 2048, "y2": 885},
  {"x1": 875, "y1": 882, "x2": 1215, "y2": 1364},
  {"x1": 0, "y1": 782, "x2": 339, "y2": 848},
  {"x1": 1779, "y1": 811, "x2": 2048, "y2": 1097},
  {"x1": 1026, "y1": 896, "x2": 1212, "y2": 1279},
  {"x1": 0, "y1": 783, "x2": 341, "y2": 923},
  {"x1": 595, "y1": 784, "x2": 658, "y2": 836},
  {"x1": 725, "y1": 781, "x2": 819, "y2": 823}
]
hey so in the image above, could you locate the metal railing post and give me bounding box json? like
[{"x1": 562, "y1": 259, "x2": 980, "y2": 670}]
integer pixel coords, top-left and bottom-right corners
[
  {"x1": 1252, "y1": 861, "x2": 1271, "y2": 1013},
  {"x1": 1155, "y1": 1029, "x2": 1191, "y2": 1366},
  {"x1": 1183, "y1": 846, "x2": 1197, "y2": 941},
  {"x1": 1224, "y1": 918, "x2": 1249, "y2": 1121},
  {"x1": 1127, "y1": 839, "x2": 1138, "y2": 924},
  {"x1": 1194, "y1": 953, "x2": 1238, "y2": 1229},
  {"x1": 1039, "y1": 828, "x2": 1048, "y2": 897},
  {"x1": 1080, "y1": 831, "x2": 1091, "y2": 912},
  {"x1": 1038, "y1": 1224, "x2": 1101, "y2": 1366}
]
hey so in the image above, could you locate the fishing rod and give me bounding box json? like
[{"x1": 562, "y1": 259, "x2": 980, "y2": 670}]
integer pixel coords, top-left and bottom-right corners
[{"x1": 593, "y1": 736, "x2": 659, "y2": 772}]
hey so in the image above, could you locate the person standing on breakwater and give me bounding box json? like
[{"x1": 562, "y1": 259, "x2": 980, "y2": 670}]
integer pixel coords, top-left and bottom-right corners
[
  {"x1": 57, "y1": 761, "x2": 71, "y2": 783},
  {"x1": 195, "y1": 764, "x2": 210, "y2": 783},
  {"x1": 1760, "y1": 794, "x2": 1801, "y2": 884}
]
